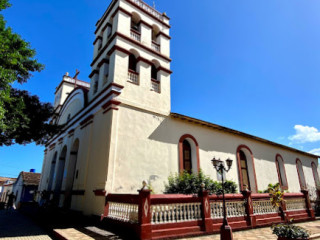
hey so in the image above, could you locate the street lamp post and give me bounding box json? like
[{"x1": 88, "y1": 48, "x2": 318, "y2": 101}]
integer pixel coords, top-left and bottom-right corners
[{"x1": 211, "y1": 157, "x2": 233, "y2": 240}]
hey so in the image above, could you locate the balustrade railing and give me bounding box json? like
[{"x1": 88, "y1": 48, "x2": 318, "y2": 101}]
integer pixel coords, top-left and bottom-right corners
[
  {"x1": 151, "y1": 202, "x2": 202, "y2": 224},
  {"x1": 152, "y1": 42, "x2": 160, "y2": 52},
  {"x1": 128, "y1": 71, "x2": 139, "y2": 84},
  {"x1": 253, "y1": 199, "x2": 278, "y2": 215},
  {"x1": 107, "y1": 202, "x2": 139, "y2": 223},
  {"x1": 130, "y1": 29, "x2": 141, "y2": 42},
  {"x1": 151, "y1": 79, "x2": 160, "y2": 93},
  {"x1": 102, "y1": 191, "x2": 314, "y2": 240},
  {"x1": 210, "y1": 200, "x2": 246, "y2": 218},
  {"x1": 286, "y1": 198, "x2": 306, "y2": 211},
  {"x1": 128, "y1": 0, "x2": 164, "y2": 21}
]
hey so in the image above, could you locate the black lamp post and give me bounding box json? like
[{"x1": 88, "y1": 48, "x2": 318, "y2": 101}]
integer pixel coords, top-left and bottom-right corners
[{"x1": 212, "y1": 157, "x2": 233, "y2": 240}]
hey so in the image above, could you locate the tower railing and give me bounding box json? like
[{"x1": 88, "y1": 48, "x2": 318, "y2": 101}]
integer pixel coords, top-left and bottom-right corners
[
  {"x1": 128, "y1": 0, "x2": 164, "y2": 21},
  {"x1": 130, "y1": 29, "x2": 141, "y2": 42},
  {"x1": 128, "y1": 70, "x2": 139, "y2": 85},
  {"x1": 151, "y1": 79, "x2": 160, "y2": 93},
  {"x1": 151, "y1": 41, "x2": 160, "y2": 52}
]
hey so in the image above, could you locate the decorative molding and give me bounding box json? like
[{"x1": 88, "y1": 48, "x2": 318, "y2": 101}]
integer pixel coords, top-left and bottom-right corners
[
  {"x1": 107, "y1": 45, "x2": 131, "y2": 56},
  {"x1": 49, "y1": 143, "x2": 56, "y2": 150},
  {"x1": 80, "y1": 115, "x2": 94, "y2": 130},
  {"x1": 97, "y1": 58, "x2": 109, "y2": 68},
  {"x1": 93, "y1": 36, "x2": 102, "y2": 45},
  {"x1": 157, "y1": 66, "x2": 172, "y2": 75},
  {"x1": 93, "y1": 189, "x2": 106, "y2": 196},
  {"x1": 46, "y1": 82, "x2": 124, "y2": 147},
  {"x1": 88, "y1": 69, "x2": 99, "y2": 78},
  {"x1": 139, "y1": 20, "x2": 152, "y2": 29},
  {"x1": 58, "y1": 138, "x2": 63, "y2": 145},
  {"x1": 91, "y1": 32, "x2": 171, "y2": 67},
  {"x1": 94, "y1": 0, "x2": 118, "y2": 34},
  {"x1": 102, "y1": 99, "x2": 121, "y2": 114},
  {"x1": 156, "y1": 31, "x2": 171, "y2": 40},
  {"x1": 112, "y1": 6, "x2": 132, "y2": 18}
]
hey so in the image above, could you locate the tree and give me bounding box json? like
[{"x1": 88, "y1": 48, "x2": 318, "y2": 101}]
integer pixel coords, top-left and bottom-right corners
[{"x1": 0, "y1": 0, "x2": 58, "y2": 146}]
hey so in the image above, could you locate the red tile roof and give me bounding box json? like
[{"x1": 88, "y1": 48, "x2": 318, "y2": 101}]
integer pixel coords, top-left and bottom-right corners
[{"x1": 20, "y1": 172, "x2": 41, "y2": 186}]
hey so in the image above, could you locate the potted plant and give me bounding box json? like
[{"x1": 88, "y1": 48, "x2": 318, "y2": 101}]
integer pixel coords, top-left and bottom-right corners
[{"x1": 271, "y1": 220, "x2": 310, "y2": 240}]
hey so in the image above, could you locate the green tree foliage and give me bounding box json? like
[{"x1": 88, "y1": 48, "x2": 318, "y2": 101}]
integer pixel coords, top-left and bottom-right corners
[
  {"x1": 164, "y1": 170, "x2": 237, "y2": 195},
  {"x1": 0, "y1": 89, "x2": 59, "y2": 146},
  {"x1": 0, "y1": 0, "x2": 58, "y2": 145}
]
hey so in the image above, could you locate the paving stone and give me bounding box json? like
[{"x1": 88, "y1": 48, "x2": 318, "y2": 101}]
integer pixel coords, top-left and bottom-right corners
[{"x1": 0, "y1": 210, "x2": 52, "y2": 240}]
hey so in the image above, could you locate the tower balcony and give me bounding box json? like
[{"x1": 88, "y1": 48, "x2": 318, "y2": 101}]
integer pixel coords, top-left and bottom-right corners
[
  {"x1": 130, "y1": 29, "x2": 141, "y2": 42},
  {"x1": 128, "y1": 70, "x2": 139, "y2": 85},
  {"x1": 151, "y1": 78, "x2": 160, "y2": 93},
  {"x1": 151, "y1": 41, "x2": 160, "y2": 52}
]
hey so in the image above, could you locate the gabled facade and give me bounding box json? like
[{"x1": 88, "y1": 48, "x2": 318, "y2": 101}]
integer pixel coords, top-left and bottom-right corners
[{"x1": 39, "y1": 0, "x2": 320, "y2": 216}]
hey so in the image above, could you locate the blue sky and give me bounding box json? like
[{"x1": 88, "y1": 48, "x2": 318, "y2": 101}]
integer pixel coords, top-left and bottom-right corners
[{"x1": 1, "y1": 0, "x2": 320, "y2": 178}]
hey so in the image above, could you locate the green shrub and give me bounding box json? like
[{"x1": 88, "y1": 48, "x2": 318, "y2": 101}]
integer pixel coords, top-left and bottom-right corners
[
  {"x1": 271, "y1": 221, "x2": 309, "y2": 239},
  {"x1": 164, "y1": 170, "x2": 237, "y2": 195}
]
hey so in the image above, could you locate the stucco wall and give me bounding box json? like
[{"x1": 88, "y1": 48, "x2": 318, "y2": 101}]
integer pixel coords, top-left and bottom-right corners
[{"x1": 112, "y1": 105, "x2": 319, "y2": 194}]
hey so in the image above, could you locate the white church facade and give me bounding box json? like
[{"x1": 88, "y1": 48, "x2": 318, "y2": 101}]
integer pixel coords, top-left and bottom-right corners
[{"x1": 39, "y1": 0, "x2": 320, "y2": 216}]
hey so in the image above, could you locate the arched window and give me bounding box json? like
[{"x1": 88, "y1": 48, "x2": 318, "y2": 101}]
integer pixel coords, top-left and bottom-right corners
[
  {"x1": 296, "y1": 159, "x2": 307, "y2": 190},
  {"x1": 183, "y1": 140, "x2": 192, "y2": 173},
  {"x1": 151, "y1": 64, "x2": 158, "y2": 80},
  {"x1": 239, "y1": 150, "x2": 250, "y2": 190},
  {"x1": 179, "y1": 134, "x2": 200, "y2": 174},
  {"x1": 311, "y1": 162, "x2": 320, "y2": 189},
  {"x1": 236, "y1": 145, "x2": 258, "y2": 193},
  {"x1": 129, "y1": 54, "x2": 137, "y2": 72},
  {"x1": 275, "y1": 154, "x2": 288, "y2": 190},
  {"x1": 131, "y1": 12, "x2": 141, "y2": 32}
]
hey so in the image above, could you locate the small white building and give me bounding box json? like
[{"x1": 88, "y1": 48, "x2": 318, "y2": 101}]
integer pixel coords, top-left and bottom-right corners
[
  {"x1": 38, "y1": 0, "x2": 320, "y2": 216},
  {"x1": 13, "y1": 171, "x2": 41, "y2": 207}
]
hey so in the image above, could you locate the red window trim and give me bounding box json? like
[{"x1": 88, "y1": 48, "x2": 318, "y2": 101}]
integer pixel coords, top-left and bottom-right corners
[
  {"x1": 236, "y1": 145, "x2": 258, "y2": 193},
  {"x1": 296, "y1": 158, "x2": 307, "y2": 190},
  {"x1": 178, "y1": 134, "x2": 200, "y2": 174},
  {"x1": 275, "y1": 154, "x2": 289, "y2": 190}
]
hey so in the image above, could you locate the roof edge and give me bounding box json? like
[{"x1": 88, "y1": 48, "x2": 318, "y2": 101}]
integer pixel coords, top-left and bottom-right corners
[{"x1": 170, "y1": 112, "x2": 320, "y2": 159}]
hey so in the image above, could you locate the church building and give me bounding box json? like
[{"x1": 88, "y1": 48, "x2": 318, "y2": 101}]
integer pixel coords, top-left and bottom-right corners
[{"x1": 39, "y1": 0, "x2": 320, "y2": 216}]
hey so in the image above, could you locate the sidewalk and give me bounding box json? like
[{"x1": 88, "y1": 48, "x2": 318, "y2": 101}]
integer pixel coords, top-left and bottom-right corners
[
  {"x1": 180, "y1": 220, "x2": 320, "y2": 240},
  {"x1": 54, "y1": 220, "x2": 320, "y2": 240},
  {"x1": 0, "y1": 210, "x2": 52, "y2": 240}
]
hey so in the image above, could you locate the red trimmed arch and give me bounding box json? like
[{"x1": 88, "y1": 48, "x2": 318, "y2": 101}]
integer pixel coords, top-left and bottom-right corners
[
  {"x1": 178, "y1": 134, "x2": 200, "y2": 174},
  {"x1": 311, "y1": 162, "x2": 320, "y2": 188},
  {"x1": 236, "y1": 145, "x2": 258, "y2": 193},
  {"x1": 275, "y1": 154, "x2": 288, "y2": 190},
  {"x1": 296, "y1": 158, "x2": 307, "y2": 190}
]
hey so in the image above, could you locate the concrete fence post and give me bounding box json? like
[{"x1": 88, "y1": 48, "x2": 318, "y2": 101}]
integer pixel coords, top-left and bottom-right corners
[
  {"x1": 241, "y1": 190, "x2": 256, "y2": 228},
  {"x1": 301, "y1": 189, "x2": 315, "y2": 220},
  {"x1": 199, "y1": 189, "x2": 213, "y2": 232},
  {"x1": 138, "y1": 189, "x2": 152, "y2": 240}
]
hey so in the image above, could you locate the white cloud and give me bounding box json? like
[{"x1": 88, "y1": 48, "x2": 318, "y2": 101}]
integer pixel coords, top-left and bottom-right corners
[
  {"x1": 288, "y1": 125, "x2": 320, "y2": 143},
  {"x1": 309, "y1": 148, "x2": 320, "y2": 156}
]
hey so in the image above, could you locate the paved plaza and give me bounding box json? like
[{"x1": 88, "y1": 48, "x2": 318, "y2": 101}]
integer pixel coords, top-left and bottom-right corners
[
  {"x1": 0, "y1": 210, "x2": 52, "y2": 240},
  {"x1": 0, "y1": 209, "x2": 320, "y2": 239}
]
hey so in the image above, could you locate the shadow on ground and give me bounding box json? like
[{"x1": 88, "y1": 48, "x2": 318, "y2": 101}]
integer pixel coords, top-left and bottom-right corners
[{"x1": 18, "y1": 203, "x2": 138, "y2": 240}]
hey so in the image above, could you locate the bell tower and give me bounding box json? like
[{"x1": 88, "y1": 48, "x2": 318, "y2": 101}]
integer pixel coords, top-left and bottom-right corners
[{"x1": 89, "y1": 0, "x2": 172, "y2": 115}]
